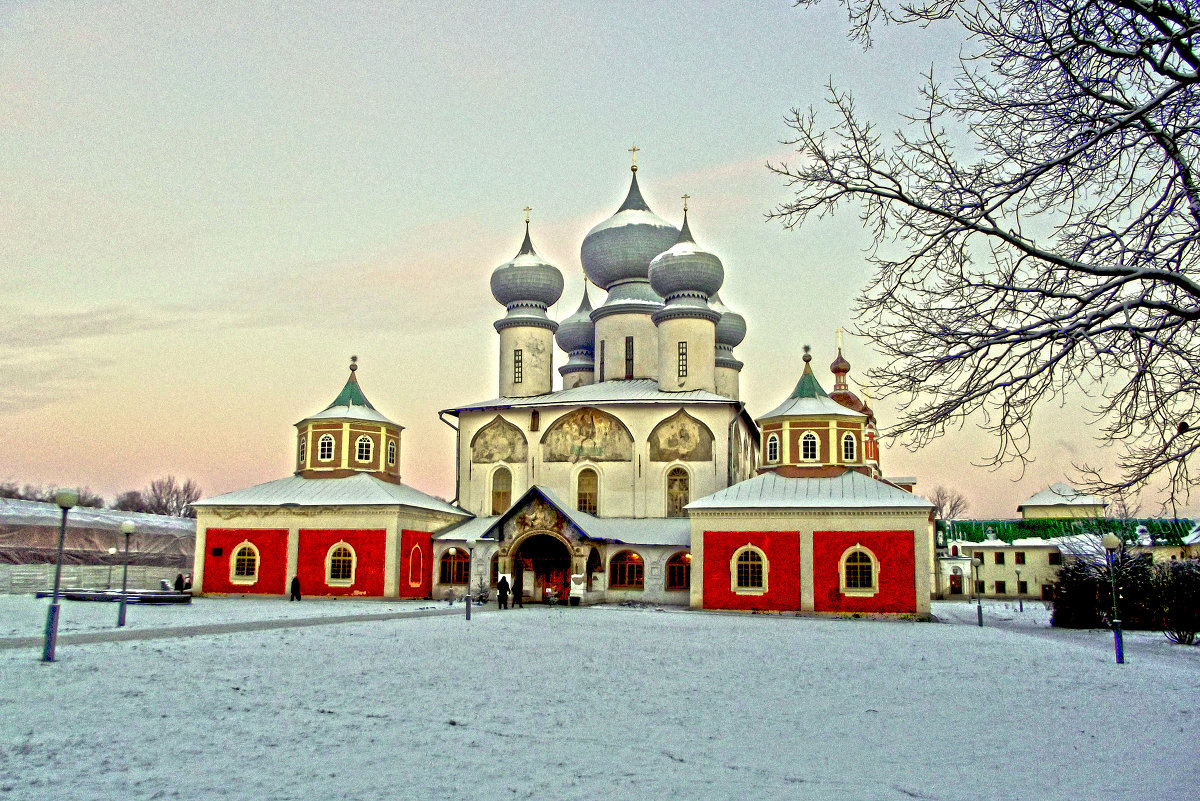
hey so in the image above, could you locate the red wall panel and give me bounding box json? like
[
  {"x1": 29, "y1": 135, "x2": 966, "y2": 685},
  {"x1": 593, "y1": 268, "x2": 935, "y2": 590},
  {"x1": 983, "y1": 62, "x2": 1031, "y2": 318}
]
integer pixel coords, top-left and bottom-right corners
[
  {"x1": 398, "y1": 530, "x2": 432, "y2": 598},
  {"x1": 702, "y1": 531, "x2": 800, "y2": 611},
  {"x1": 202, "y1": 529, "x2": 288, "y2": 595},
  {"x1": 812, "y1": 530, "x2": 916, "y2": 613},
  {"x1": 297, "y1": 529, "x2": 386, "y2": 597}
]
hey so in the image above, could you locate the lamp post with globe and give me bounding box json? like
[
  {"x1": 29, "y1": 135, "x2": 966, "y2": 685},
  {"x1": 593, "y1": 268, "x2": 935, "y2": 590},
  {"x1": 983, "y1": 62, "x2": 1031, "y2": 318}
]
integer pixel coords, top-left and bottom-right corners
[
  {"x1": 42, "y1": 488, "x2": 79, "y2": 662},
  {"x1": 117, "y1": 521, "x2": 134, "y2": 627},
  {"x1": 1102, "y1": 532, "x2": 1125, "y2": 664},
  {"x1": 972, "y1": 556, "x2": 984, "y2": 627}
]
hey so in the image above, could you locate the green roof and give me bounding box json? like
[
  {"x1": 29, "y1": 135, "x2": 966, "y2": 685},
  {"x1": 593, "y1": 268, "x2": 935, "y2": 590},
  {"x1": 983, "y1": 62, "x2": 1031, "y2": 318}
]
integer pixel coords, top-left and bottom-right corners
[
  {"x1": 325, "y1": 371, "x2": 375, "y2": 411},
  {"x1": 789, "y1": 359, "x2": 831, "y2": 400}
]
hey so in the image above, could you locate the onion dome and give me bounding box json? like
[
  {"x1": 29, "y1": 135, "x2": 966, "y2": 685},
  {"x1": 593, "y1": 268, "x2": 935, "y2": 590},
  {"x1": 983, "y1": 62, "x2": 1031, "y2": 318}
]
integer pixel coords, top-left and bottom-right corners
[
  {"x1": 828, "y1": 344, "x2": 869, "y2": 415},
  {"x1": 648, "y1": 210, "x2": 724, "y2": 301},
  {"x1": 580, "y1": 166, "x2": 679, "y2": 291},
  {"x1": 711, "y1": 292, "x2": 747, "y2": 349},
  {"x1": 555, "y1": 283, "x2": 595, "y2": 354},
  {"x1": 491, "y1": 221, "x2": 563, "y2": 333}
]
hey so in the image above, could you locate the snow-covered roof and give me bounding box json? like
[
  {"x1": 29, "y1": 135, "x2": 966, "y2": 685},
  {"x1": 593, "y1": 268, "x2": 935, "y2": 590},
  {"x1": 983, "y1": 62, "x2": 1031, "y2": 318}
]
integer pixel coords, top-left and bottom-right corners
[
  {"x1": 435, "y1": 485, "x2": 691, "y2": 547},
  {"x1": 687, "y1": 470, "x2": 933, "y2": 511},
  {"x1": 759, "y1": 354, "x2": 865, "y2": 421},
  {"x1": 0, "y1": 497, "x2": 195, "y2": 536},
  {"x1": 443, "y1": 379, "x2": 745, "y2": 414},
  {"x1": 192, "y1": 474, "x2": 466, "y2": 517},
  {"x1": 1017, "y1": 483, "x2": 1106, "y2": 511}
]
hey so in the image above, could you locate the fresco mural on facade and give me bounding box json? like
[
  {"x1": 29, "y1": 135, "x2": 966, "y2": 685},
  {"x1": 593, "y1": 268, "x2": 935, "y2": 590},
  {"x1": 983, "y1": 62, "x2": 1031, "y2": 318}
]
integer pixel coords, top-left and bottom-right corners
[
  {"x1": 471, "y1": 416, "x2": 528, "y2": 464},
  {"x1": 649, "y1": 410, "x2": 714, "y2": 461},
  {"x1": 541, "y1": 408, "x2": 633, "y2": 462}
]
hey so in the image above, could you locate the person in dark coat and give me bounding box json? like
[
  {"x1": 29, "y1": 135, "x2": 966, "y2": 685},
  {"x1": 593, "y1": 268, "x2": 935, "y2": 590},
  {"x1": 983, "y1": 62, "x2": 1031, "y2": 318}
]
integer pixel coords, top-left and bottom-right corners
[
  {"x1": 496, "y1": 575, "x2": 510, "y2": 610},
  {"x1": 290, "y1": 575, "x2": 301, "y2": 602},
  {"x1": 512, "y1": 567, "x2": 524, "y2": 608},
  {"x1": 173, "y1": 573, "x2": 185, "y2": 593}
]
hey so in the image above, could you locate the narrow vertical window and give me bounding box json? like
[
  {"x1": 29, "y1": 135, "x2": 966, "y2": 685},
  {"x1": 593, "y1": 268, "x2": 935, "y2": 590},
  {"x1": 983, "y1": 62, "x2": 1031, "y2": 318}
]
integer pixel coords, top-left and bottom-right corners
[
  {"x1": 491, "y1": 466, "x2": 512, "y2": 515},
  {"x1": 298, "y1": 437, "x2": 307, "y2": 464},
  {"x1": 766, "y1": 433, "x2": 780, "y2": 464},
  {"x1": 529, "y1": 410, "x2": 540, "y2": 431},
  {"x1": 513, "y1": 349, "x2": 523, "y2": 384},
  {"x1": 677, "y1": 341, "x2": 688, "y2": 378},
  {"x1": 577, "y1": 468, "x2": 599, "y2": 515},
  {"x1": 599, "y1": 341, "x2": 605, "y2": 381},
  {"x1": 666, "y1": 466, "x2": 689, "y2": 517},
  {"x1": 625, "y1": 336, "x2": 634, "y2": 379},
  {"x1": 387, "y1": 440, "x2": 397, "y2": 466},
  {"x1": 842, "y1": 433, "x2": 856, "y2": 462}
]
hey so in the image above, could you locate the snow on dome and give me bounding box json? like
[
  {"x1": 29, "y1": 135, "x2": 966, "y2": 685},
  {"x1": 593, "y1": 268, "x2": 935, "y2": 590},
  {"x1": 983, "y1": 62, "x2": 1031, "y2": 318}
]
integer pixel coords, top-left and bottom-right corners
[
  {"x1": 580, "y1": 170, "x2": 678, "y2": 290},
  {"x1": 490, "y1": 225, "x2": 564, "y2": 310},
  {"x1": 648, "y1": 213, "x2": 724, "y2": 301},
  {"x1": 555, "y1": 285, "x2": 595, "y2": 354},
  {"x1": 711, "y1": 293, "x2": 747, "y2": 348}
]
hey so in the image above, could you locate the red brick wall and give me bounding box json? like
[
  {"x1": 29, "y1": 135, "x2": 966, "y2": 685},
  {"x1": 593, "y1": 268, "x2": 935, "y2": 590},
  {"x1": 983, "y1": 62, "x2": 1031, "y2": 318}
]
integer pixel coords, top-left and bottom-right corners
[
  {"x1": 297, "y1": 529, "x2": 385, "y2": 597},
  {"x1": 702, "y1": 531, "x2": 800, "y2": 611},
  {"x1": 398, "y1": 530, "x2": 432, "y2": 598},
  {"x1": 203, "y1": 529, "x2": 288, "y2": 595},
  {"x1": 812, "y1": 530, "x2": 916, "y2": 613}
]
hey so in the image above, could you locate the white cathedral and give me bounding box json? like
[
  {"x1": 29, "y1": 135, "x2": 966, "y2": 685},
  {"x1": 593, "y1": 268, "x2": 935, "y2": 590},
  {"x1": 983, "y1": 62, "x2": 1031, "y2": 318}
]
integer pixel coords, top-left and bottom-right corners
[{"x1": 193, "y1": 158, "x2": 935, "y2": 616}]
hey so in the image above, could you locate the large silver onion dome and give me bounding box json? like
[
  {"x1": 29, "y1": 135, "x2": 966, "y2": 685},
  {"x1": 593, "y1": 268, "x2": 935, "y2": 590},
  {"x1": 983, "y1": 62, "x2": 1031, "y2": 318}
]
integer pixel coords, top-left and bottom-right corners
[
  {"x1": 711, "y1": 292, "x2": 747, "y2": 348},
  {"x1": 648, "y1": 212, "x2": 724, "y2": 300},
  {"x1": 490, "y1": 225, "x2": 564, "y2": 309},
  {"x1": 580, "y1": 169, "x2": 678, "y2": 290},
  {"x1": 555, "y1": 284, "x2": 595, "y2": 353}
]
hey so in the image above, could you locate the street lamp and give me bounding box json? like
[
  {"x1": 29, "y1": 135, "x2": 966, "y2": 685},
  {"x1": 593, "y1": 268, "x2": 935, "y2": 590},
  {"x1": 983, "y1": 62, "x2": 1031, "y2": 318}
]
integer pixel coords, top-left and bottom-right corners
[
  {"x1": 464, "y1": 533, "x2": 479, "y2": 621},
  {"x1": 1015, "y1": 568, "x2": 1023, "y2": 613},
  {"x1": 971, "y1": 556, "x2": 983, "y2": 627},
  {"x1": 42, "y1": 488, "x2": 79, "y2": 662},
  {"x1": 1102, "y1": 532, "x2": 1125, "y2": 664},
  {"x1": 117, "y1": 521, "x2": 134, "y2": 627}
]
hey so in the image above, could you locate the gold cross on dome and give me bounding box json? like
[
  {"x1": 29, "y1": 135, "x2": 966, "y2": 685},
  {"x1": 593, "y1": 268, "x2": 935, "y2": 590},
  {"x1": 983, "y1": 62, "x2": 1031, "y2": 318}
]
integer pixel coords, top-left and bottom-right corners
[
  {"x1": 629, "y1": 144, "x2": 639, "y2": 166},
  {"x1": 523, "y1": 206, "x2": 532, "y2": 224},
  {"x1": 837, "y1": 327, "x2": 843, "y2": 350},
  {"x1": 682, "y1": 193, "x2": 690, "y2": 212}
]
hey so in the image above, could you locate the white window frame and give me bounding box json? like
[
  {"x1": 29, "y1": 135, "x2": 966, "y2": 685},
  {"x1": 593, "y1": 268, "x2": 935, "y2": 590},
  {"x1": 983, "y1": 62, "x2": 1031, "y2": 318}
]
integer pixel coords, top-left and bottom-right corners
[
  {"x1": 298, "y1": 436, "x2": 307, "y2": 465},
  {"x1": 387, "y1": 439, "x2": 397, "y2": 466},
  {"x1": 229, "y1": 541, "x2": 260, "y2": 585},
  {"x1": 730, "y1": 544, "x2": 768, "y2": 595},
  {"x1": 801, "y1": 432, "x2": 819, "y2": 462},
  {"x1": 838, "y1": 545, "x2": 881, "y2": 598},
  {"x1": 766, "y1": 433, "x2": 780, "y2": 464},
  {"x1": 355, "y1": 435, "x2": 373, "y2": 463},
  {"x1": 318, "y1": 434, "x2": 335, "y2": 462},
  {"x1": 325, "y1": 542, "x2": 357, "y2": 587},
  {"x1": 842, "y1": 432, "x2": 856, "y2": 462}
]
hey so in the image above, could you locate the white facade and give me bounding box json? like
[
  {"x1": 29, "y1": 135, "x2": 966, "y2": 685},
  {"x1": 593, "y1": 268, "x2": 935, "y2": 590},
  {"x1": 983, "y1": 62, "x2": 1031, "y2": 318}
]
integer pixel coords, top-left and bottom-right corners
[{"x1": 498, "y1": 325, "x2": 554, "y2": 397}]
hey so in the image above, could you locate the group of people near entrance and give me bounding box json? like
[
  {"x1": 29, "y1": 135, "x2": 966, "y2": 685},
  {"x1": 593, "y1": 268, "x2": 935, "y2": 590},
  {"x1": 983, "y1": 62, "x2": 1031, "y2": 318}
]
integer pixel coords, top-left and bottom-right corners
[{"x1": 495, "y1": 573, "x2": 523, "y2": 609}]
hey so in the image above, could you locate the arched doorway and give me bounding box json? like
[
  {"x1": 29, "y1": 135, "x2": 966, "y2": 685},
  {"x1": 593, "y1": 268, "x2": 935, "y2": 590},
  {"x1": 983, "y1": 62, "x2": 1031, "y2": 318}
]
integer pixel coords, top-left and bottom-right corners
[{"x1": 512, "y1": 534, "x2": 571, "y2": 604}]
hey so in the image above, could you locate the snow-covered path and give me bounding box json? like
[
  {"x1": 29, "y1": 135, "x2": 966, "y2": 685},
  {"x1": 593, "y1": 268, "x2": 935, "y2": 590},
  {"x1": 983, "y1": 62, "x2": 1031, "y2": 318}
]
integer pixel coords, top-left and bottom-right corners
[{"x1": 2, "y1": 599, "x2": 1196, "y2": 800}]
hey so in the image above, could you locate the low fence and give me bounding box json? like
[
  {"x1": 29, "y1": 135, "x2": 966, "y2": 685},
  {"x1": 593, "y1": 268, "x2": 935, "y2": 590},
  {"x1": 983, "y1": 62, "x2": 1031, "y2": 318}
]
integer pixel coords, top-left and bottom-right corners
[{"x1": 0, "y1": 563, "x2": 187, "y2": 595}]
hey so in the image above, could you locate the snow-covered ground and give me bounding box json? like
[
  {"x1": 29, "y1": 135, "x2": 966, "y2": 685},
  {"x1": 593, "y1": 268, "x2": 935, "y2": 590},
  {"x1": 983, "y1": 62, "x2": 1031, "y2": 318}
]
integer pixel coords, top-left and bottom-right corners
[{"x1": 2, "y1": 597, "x2": 1196, "y2": 800}]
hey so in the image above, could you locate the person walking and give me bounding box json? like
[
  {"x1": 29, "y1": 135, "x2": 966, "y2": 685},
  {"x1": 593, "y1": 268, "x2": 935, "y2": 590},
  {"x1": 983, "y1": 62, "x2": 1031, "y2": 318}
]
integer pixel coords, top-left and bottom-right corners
[
  {"x1": 290, "y1": 575, "x2": 301, "y2": 601},
  {"x1": 173, "y1": 573, "x2": 185, "y2": 593},
  {"x1": 496, "y1": 575, "x2": 510, "y2": 610},
  {"x1": 512, "y1": 566, "x2": 524, "y2": 608}
]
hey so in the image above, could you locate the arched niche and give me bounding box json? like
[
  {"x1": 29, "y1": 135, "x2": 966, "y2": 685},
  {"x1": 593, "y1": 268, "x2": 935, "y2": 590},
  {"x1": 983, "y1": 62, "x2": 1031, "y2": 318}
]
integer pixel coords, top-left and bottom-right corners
[
  {"x1": 540, "y1": 407, "x2": 633, "y2": 462},
  {"x1": 471, "y1": 415, "x2": 528, "y2": 464},
  {"x1": 649, "y1": 409, "x2": 714, "y2": 461}
]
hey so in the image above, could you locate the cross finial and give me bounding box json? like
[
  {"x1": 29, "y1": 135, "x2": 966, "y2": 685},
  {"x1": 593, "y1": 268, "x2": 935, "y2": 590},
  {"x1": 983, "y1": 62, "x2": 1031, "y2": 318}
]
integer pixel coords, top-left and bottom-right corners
[
  {"x1": 629, "y1": 144, "x2": 639, "y2": 171},
  {"x1": 523, "y1": 206, "x2": 532, "y2": 224},
  {"x1": 803, "y1": 345, "x2": 811, "y2": 355},
  {"x1": 837, "y1": 327, "x2": 843, "y2": 350},
  {"x1": 350, "y1": 355, "x2": 358, "y2": 372},
  {"x1": 681, "y1": 193, "x2": 690, "y2": 212}
]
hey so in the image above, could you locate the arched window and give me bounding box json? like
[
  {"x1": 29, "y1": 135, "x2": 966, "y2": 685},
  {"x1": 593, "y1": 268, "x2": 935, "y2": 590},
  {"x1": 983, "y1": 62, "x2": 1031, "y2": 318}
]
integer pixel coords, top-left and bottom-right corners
[
  {"x1": 327, "y1": 544, "x2": 355, "y2": 585},
  {"x1": 766, "y1": 433, "x2": 780, "y2": 464},
  {"x1": 839, "y1": 546, "x2": 880, "y2": 597},
  {"x1": 666, "y1": 552, "x2": 691, "y2": 591},
  {"x1": 229, "y1": 542, "x2": 259, "y2": 585},
  {"x1": 408, "y1": 545, "x2": 423, "y2": 588},
  {"x1": 609, "y1": 551, "x2": 644, "y2": 589},
  {"x1": 318, "y1": 434, "x2": 334, "y2": 462},
  {"x1": 529, "y1": 410, "x2": 540, "y2": 431},
  {"x1": 491, "y1": 466, "x2": 512, "y2": 515},
  {"x1": 387, "y1": 440, "x2": 397, "y2": 466},
  {"x1": 842, "y1": 433, "x2": 856, "y2": 462},
  {"x1": 801, "y1": 432, "x2": 819, "y2": 461},
  {"x1": 666, "y1": 467, "x2": 689, "y2": 518},
  {"x1": 439, "y1": 548, "x2": 470, "y2": 585},
  {"x1": 490, "y1": 552, "x2": 500, "y2": 587},
  {"x1": 356, "y1": 435, "x2": 373, "y2": 462},
  {"x1": 298, "y1": 437, "x2": 307, "y2": 464},
  {"x1": 577, "y1": 468, "x2": 599, "y2": 515},
  {"x1": 735, "y1": 548, "x2": 764, "y2": 590}
]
